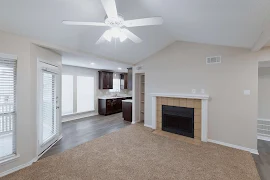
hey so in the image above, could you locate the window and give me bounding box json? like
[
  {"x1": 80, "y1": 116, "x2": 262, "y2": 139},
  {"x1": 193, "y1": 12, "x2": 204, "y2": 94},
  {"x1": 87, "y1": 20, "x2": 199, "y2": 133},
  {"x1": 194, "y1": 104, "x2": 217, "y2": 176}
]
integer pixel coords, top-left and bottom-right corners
[
  {"x1": 77, "y1": 76, "x2": 94, "y2": 113},
  {"x1": 109, "y1": 74, "x2": 120, "y2": 92},
  {"x1": 0, "y1": 56, "x2": 17, "y2": 160},
  {"x1": 62, "y1": 75, "x2": 73, "y2": 115}
]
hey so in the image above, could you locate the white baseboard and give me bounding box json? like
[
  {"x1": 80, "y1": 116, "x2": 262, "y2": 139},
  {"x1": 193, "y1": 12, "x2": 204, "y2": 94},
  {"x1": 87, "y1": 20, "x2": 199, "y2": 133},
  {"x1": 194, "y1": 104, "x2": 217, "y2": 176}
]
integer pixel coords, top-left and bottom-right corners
[
  {"x1": 62, "y1": 112, "x2": 98, "y2": 122},
  {"x1": 208, "y1": 139, "x2": 259, "y2": 155},
  {"x1": 257, "y1": 118, "x2": 270, "y2": 122},
  {"x1": 0, "y1": 157, "x2": 37, "y2": 178},
  {"x1": 37, "y1": 134, "x2": 63, "y2": 159},
  {"x1": 144, "y1": 124, "x2": 153, "y2": 129},
  {"x1": 258, "y1": 135, "x2": 270, "y2": 142},
  {"x1": 0, "y1": 134, "x2": 63, "y2": 178}
]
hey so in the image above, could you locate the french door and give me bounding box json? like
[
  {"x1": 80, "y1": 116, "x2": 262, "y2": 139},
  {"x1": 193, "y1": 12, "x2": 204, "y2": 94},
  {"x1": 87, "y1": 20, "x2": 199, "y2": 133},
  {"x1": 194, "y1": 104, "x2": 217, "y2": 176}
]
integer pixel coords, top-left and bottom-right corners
[{"x1": 38, "y1": 61, "x2": 60, "y2": 155}]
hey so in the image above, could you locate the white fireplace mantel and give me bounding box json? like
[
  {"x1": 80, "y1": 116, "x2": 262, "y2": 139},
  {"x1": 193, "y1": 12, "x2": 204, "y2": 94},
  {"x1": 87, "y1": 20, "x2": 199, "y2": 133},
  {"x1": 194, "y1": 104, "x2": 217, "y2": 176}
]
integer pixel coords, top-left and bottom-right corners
[{"x1": 150, "y1": 93, "x2": 209, "y2": 142}]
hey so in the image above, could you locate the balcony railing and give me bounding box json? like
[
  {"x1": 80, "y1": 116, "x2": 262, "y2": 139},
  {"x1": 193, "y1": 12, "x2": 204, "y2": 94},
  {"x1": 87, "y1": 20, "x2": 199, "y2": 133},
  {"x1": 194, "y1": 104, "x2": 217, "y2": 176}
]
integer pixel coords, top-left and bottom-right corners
[{"x1": 0, "y1": 103, "x2": 14, "y2": 135}]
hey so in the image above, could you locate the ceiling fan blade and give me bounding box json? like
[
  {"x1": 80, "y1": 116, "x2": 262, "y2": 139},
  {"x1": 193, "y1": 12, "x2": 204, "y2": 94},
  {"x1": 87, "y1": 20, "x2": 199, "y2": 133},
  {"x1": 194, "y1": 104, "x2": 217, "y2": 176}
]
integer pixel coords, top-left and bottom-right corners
[
  {"x1": 96, "y1": 35, "x2": 105, "y2": 45},
  {"x1": 124, "y1": 17, "x2": 164, "y2": 27},
  {"x1": 62, "y1": 21, "x2": 107, "y2": 26},
  {"x1": 96, "y1": 30, "x2": 112, "y2": 44},
  {"x1": 101, "y1": 0, "x2": 118, "y2": 18},
  {"x1": 121, "y1": 29, "x2": 142, "y2": 43}
]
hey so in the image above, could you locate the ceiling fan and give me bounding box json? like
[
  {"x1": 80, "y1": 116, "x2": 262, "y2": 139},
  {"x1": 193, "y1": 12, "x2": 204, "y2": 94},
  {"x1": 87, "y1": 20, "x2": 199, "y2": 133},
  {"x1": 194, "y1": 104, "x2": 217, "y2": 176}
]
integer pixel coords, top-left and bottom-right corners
[{"x1": 62, "y1": 0, "x2": 164, "y2": 44}]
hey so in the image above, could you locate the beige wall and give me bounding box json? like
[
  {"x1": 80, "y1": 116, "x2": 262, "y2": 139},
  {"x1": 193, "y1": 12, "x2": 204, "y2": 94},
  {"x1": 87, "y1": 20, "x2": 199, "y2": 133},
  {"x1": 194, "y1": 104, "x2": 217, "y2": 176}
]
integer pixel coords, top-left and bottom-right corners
[
  {"x1": 258, "y1": 67, "x2": 270, "y2": 119},
  {"x1": 0, "y1": 31, "x2": 62, "y2": 174},
  {"x1": 0, "y1": 30, "x2": 34, "y2": 174},
  {"x1": 135, "y1": 41, "x2": 266, "y2": 150}
]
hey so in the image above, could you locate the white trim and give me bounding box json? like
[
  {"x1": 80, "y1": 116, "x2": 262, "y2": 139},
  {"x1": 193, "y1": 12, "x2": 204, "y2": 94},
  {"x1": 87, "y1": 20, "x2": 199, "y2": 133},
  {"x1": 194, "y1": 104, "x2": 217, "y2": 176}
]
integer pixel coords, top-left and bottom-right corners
[
  {"x1": 0, "y1": 53, "x2": 17, "y2": 60},
  {"x1": 258, "y1": 135, "x2": 270, "y2": 142},
  {"x1": 152, "y1": 96, "x2": 157, "y2": 129},
  {"x1": 0, "y1": 154, "x2": 20, "y2": 166},
  {"x1": 150, "y1": 93, "x2": 209, "y2": 100},
  {"x1": 208, "y1": 139, "x2": 259, "y2": 155},
  {"x1": 37, "y1": 134, "x2": 63, "y2": 159},
  {"x1": 257, "y1": 118, "x2": 270, "y2": 122},
  {"x1": 0, "y1": 134, "x2": 63, "y2": 178},
  {"x1": 62, "y1": 111, "x2": 96, "y2": 117},
  {"x1": 0, "y1": 157, "x2": 37, "y2": 178},
  {"x1": 62, "y1": 112, "x2": 98, "y2": 122},
  {"x1": 150, "y1": 93, "x2": 209, "y2": 142},
  {"x1": 201, "y1": 99, "x2": 208, "y2": 142},
  {"x1": 144, "y1": 124, "x2": 153, "y2": 128}
]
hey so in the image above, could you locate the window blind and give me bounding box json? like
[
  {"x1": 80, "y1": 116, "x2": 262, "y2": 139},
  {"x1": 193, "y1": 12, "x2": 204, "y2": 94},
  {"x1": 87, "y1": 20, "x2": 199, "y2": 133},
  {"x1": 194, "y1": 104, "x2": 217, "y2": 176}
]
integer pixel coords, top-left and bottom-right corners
[
  {"x1": 41, "y1": 70, "x2": 57, "y2": 144},
  {"x1": 0, "y1": 57, "x2": 17, "y2": 159},
  {"x1": 77, "y1": 76, "x2": 94, "y2": 113},
  {"x1": 62, "y1": 75, "x2": 74, "y2": 115}
]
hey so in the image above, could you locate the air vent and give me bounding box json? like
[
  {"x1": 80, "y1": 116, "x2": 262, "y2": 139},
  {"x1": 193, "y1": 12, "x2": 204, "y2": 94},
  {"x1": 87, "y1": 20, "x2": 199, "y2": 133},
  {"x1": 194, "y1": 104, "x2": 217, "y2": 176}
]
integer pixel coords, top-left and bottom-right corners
[{"x1": 206, "y1": 56, "x2": 221, "y2": 64}]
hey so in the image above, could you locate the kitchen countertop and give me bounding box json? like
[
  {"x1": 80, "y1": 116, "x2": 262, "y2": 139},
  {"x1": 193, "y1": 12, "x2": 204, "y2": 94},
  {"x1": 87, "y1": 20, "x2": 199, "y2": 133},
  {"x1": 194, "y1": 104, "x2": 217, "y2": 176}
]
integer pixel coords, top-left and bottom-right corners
[
  {"x1": 98, "y1": 96, "x2": 132, "y2": 100},
  {"x1": 122, "y1": 99, "x2": 133, "y2": 103}
]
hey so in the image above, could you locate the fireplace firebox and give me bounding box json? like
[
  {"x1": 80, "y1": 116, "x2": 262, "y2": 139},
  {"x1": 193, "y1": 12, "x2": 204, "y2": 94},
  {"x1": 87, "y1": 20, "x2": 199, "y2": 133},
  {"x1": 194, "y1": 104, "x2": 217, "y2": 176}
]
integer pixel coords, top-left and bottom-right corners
[{"x1": 162, "y1": 105, "x2": 194, "y2": 138}]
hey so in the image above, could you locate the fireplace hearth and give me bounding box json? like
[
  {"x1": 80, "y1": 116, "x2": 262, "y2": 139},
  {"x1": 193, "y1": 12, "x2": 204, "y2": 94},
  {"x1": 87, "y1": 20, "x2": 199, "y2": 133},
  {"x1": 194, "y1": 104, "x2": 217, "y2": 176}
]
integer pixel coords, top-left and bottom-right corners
[{"x1": 162, "y1": 105, "x2": 194, "y2": 138}]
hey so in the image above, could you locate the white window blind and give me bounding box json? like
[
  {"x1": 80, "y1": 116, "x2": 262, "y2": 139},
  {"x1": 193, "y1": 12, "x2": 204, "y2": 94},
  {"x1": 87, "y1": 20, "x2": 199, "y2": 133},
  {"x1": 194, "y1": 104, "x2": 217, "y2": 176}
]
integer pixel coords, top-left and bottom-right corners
[
  {"x1": 109, "y1": 74, "x2": 120, "y2": 92},
  {"x1": 41, "y1": 71, "x2": 57, "y2": 144},
  {"x1": 0, "y1": 57, "x2": 17, "y2": 160},
  {"x1": 62, "y1": 75, "x2": 73, "y2": 115},
  {"x1": 77, "y1": 76, "x2": 94, "y2": 113}
]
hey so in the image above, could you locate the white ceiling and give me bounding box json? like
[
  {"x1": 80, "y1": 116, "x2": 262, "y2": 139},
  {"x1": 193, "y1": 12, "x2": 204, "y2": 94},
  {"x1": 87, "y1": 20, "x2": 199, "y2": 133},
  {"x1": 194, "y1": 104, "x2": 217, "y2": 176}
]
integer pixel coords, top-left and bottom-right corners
[
  {"x1": 1, "y1": 0, "x2": 270, "y2": 64},
  {"x1": 62, "y1": 52, "x2": 130, "y2": 72}
]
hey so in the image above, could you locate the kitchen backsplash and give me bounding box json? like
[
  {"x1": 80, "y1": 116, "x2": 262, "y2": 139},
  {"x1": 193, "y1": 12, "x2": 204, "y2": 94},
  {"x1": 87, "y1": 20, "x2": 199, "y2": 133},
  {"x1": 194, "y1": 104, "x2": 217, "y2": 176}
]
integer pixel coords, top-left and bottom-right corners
[{"x1": 97, "y1": 89, "x2": 132, "y2": 97}]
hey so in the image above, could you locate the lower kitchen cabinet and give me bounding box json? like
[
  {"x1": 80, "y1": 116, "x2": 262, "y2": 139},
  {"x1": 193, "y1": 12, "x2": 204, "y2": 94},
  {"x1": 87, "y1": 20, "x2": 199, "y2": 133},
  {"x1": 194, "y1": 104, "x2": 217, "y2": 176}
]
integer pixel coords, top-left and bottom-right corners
[
  {"x1": 98, "y1": 97, "x2": 132, "y2": 115},
  {"x1": 122, "y1": 101, "x2": 132, "y2": 122}
]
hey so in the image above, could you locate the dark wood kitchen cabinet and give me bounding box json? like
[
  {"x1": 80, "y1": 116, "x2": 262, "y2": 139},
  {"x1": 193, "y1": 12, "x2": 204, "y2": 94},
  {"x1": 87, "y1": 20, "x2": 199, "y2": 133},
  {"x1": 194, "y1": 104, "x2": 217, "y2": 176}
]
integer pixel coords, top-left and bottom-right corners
[
  {"x1": 120, "y1": 73, "x2": 128, "y2": 89},
  {"x1": 98, "y1": 97, "x2": 132, "y2": 115},
  {"x1": 99, "y1": 71, "x2": 113, "y2": 89},
  {"x1": 122, "y1": 101, "x2": 132, "y2": 122}
]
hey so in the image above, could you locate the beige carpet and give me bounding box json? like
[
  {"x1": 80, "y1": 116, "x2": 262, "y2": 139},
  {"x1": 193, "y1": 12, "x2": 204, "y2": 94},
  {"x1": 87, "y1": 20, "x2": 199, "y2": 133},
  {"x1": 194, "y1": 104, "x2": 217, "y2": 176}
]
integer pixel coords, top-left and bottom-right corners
[{"x1": 2, "y1": 125, "x2": 260, "y2": 180}]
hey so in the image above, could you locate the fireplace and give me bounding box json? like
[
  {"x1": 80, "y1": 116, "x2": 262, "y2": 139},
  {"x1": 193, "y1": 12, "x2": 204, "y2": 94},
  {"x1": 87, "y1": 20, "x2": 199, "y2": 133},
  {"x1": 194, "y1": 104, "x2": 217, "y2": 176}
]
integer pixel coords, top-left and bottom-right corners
[{"x1": 162, "y1": 105, "x2": 194, "y2": 138}]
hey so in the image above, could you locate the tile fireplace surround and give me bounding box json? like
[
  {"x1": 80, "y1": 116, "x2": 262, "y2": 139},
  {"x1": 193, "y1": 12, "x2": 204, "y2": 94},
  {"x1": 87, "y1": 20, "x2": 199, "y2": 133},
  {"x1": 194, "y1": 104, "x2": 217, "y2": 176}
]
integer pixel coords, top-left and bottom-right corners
[{"x1": 150, "y1": 93, "x2": 209, "y2": 142}]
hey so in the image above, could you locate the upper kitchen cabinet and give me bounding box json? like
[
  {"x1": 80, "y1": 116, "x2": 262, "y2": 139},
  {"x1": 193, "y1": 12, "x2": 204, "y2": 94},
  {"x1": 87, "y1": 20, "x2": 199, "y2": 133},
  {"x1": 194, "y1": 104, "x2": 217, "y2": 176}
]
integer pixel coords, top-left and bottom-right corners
[
  {"x1": 99, "y1": 71, "x2": 113, "y2": 89},
  {"x1": 127, "y1": 68, "x2": 132, "y2": 90},
  {"x1": 120, "y1": 73, "x2": 128, "y2": 89}
]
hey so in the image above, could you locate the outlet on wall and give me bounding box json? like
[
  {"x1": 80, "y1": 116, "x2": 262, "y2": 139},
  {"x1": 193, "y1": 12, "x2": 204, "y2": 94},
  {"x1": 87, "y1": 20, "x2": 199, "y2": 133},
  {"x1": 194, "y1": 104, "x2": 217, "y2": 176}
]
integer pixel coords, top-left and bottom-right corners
[{"x1": 244, "y1": 90, "x2": 251, "y2": 95}]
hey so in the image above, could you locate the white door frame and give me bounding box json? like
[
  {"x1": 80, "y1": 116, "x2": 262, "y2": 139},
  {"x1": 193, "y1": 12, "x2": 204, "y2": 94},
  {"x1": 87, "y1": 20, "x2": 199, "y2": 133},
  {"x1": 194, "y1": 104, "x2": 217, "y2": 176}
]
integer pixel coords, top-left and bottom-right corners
[{"x1": 36, "y1": 59, "x2": 61, "y2": 156}]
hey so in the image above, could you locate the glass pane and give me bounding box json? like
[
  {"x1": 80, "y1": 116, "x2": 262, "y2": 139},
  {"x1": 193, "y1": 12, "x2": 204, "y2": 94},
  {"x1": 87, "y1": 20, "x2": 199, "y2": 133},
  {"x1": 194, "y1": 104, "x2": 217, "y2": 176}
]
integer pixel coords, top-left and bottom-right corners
[
  {"x1": 62, "y1": 75, "x2": 73, "y2": 115},
  {"x1": 0, "y1": 115, "x2": 14, "y2": 158},
  {"x1": 0, "y1": 63, "x2": 16, "y2": 159},
  {"x1": 109, "y1": 79, "x2": 120, "y2": 92},
  {"x1": 42, "y1": 72, "x2": 56, "y2": 143},
  {"x1": 77, "y1": 76, "x2": 94, "y2": 113}
]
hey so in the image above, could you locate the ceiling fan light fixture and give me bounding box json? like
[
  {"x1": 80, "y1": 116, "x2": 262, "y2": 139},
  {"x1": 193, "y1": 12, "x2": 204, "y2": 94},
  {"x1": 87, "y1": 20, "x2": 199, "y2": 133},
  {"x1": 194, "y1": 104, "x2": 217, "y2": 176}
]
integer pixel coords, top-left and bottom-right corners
[
  {"x1": 110, "y1": 27, "x2": 121, "y2": 38},
  {"x1": 119, "y1": 33, "x2": 127, "y2": 42}
]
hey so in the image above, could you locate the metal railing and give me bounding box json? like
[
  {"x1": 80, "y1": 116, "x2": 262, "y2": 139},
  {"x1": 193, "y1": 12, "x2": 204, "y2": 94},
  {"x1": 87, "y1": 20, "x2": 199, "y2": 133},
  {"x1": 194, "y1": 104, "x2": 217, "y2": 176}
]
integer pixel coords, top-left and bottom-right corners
[{"x1": 0, "y1": 103, "x2": 14, "y2": 135}]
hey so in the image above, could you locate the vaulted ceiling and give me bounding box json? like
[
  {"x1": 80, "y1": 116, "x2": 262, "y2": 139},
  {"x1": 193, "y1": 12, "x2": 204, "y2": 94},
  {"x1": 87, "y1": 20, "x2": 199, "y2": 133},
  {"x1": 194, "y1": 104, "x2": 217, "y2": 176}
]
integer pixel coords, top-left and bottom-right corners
[{"x1": 0, "y1": 0, "x2": 270, "y2": 64}]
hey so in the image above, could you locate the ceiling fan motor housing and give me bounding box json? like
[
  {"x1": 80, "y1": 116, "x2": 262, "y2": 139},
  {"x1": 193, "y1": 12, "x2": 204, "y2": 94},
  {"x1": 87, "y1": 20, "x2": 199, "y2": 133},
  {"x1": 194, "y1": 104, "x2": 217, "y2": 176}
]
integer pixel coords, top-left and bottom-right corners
[{"x1": 105, "y1": 15, "x2": 124, "y2": 27}]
